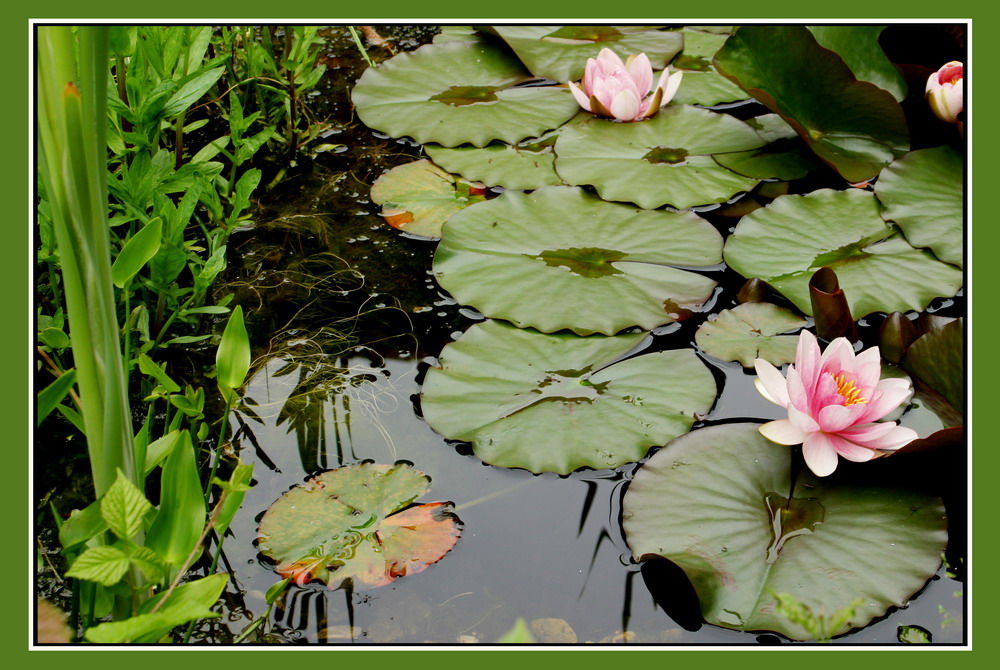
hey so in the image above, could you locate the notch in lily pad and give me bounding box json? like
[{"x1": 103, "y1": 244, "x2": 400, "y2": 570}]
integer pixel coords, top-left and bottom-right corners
[{"x1": 257, "y1": 462, "x2": 462, "y2": 590}]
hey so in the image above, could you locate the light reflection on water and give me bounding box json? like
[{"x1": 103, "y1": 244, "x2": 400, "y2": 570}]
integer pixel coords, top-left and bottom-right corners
[{"x1": 217, "y1": 346, "x2": 963, "y2": 645}]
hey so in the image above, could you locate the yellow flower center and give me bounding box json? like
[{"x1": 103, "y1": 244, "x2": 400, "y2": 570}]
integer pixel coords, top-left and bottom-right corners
[{"x1": 833, "y1": 373, "x2": 867, "y2": 406}]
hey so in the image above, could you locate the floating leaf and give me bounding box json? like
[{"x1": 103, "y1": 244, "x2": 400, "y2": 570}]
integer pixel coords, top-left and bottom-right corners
[
  {"x1": 669, "y1": 28, "x2": 749, "y2": 106},
  {"x1": 370, "y1": 160, "x2": 485, "y2": 239},
  {"x1": 424, "y1": 130, "x2": 564, "y2": 191},
  {"x1": 875, "y1": 145, "x2": 964, "y2": 268},
  {"x1": 807, "y1": 26, "x2": 907, "y2": 102},
  {"x1": 433, "y1": 186, "x2": 722, "y2": 335},
  {"x1": 898, "y1": 625, "x2": 932, "y2": 643},
  {"x1": 723, "y1": 189, "x2": 963, "y2": 317},
  {"x1": 694, "y1": 303, "x2": 806, "y2": 367},
  {"x1": 257, "y1": 463, "x2": 462, "y2": 590},
  {"x1": 554, "y1": 106, "x2": 763, "y2": 209},
  {"x1": 352, "y1": 39, "x2": 579, "y2": 147},
  {"x1": 714, "y1": 26, "x2": 909, "y2": 182},
  {"x1": 622, "y1": 423, "x2": 947, "y2": 640},
  {"x1": 420, "y1": 320, "x2": 717, "y2": 474},
  {"x1": 489, "y1": 26, "x2": 682, "y2": 83}
]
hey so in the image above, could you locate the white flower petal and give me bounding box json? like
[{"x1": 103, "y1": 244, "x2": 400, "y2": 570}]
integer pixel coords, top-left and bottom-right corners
[
  {"x1": 568, "y1": 81, "x2": 592, "y2": 112},
  {"x1": 758, "y1": 419, "x2": 806, "y2": 445},
  {"x1": 802, "y1": 433, "x2": 839, "y2": 477},
  {"x1": 609, "y1": 89, "x2": 640, "y2": 121},
  {"x1": 753, "y1": 358, "x2": 789, "y2": 407}
]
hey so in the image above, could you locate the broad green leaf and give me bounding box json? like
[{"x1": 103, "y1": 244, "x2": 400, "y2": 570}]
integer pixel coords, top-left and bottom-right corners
[
  {"x1": 128, "y1": 545, "x2": 167, "y2": 583},
  {"x1": 622, "y1": 423, "x2": 947, "y2": 640},
  {"x1": 145, "y1": 431, "x2": 204, "y2": 572},
  {"x1": 695, "y1": 303, "x2": 806, "y2": 367},
  {"x1": 38, "y1": 369, "x2": 76, "y2": 426},
  {"x1": 352, "y1": 39, "x2": 579, "y2": 147},
  {"x1": 489, "y1": 25, "x2": 682, "y2": 83},
  {"x1": 161, "y1": 67, "x2": 224, "y2": 118},
  {"x1": 101, "y1": 469, "x2": 153, "y2": 541},
  {"x1": 65, "y1": 546, "x2": 130, "y2": 586},
  {"x1": 137, "y1": 353, "x2": 181, "y2": 393},
  {"x1": 807, "y1": 26, "x2": 907, "y2": 102},
  {"x1": 87, "y1": 574, "x2": 227, "y2": 643},
  {"x1": 434, "y1": 186, "x2": 721, "y2": 335},
  {"x1": 424, "y1": 129, "x2": 564, "y2": 191},
  {"x1": 554, "y1": 107, "x2": 763, "y2": 209},
  {"x1": 112, "y1": 217, "x2": 162, "y2": 288},
  {"x1": 421, "y1": 320, "x2": 717, "y2": 474},
  {"x1": 669, "y1": 28, "x2": 749, "y2": 106},
  {"x1": 875, "y1": 145, "x2": 964, "y2": 267},
  {"x1": 58, "y1": 498, "x2": 108, "y2": 551},
  {"x1": 369, "y1": 160, "x2": 485, "y2": 239},
  {"x1": 143, "y1": 429, "x2": 183, "y2": 476},
  {"x1": 901, "y1": 317, "x2": 964, "y2": 414},
  {"x1": 713, "y1": 26, "x2": 909, "y2": 182},
  {"x1": 257, "y1": 463, "x2": 461, "y2": 590},
  {"x1": 723, "y1": 189, "x2": 963, "y2": 318},
  {"x1": 38, "y1": 327, "x2": 70, "y2": 350},
  {"x1": 217, "y1": 305, "x2": 250, "y2": 403}
]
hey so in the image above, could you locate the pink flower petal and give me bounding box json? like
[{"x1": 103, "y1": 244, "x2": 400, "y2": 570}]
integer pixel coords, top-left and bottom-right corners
[
  {"x1": 759, "y1": 419, "x2": 806, "y2": 445},
  {"x1": 837, "y1": 421, "x2": 898, "y2": 443},
  {"x1": 826, "y1": 433, "x2": 878, "y2": 462},
  {"x1": 787, "y1": 405, "x2": 820, "y2": 433},
  {"x1": 858, "y1": 378, "x2": 912, "y2": 422},
  {"x1": 625, "y1": 52, "x2": 653, "y2": 97},
  {"x1": 852, "y1": 346, "x2": 883, "y2": 390},
  {"x1": 785, "y1": 365, "x2": 810, "y2": 413},
  {"x1": 817, "y1": 403, "x2": 863, "y2": 433},
  {"x1": 597, "y1": 47, "x2": 625, "y2": 69},
  {"x1": 820, "y1": 337, "x2": 855, "y2": 377},
  {"x1": 793, "y1": 330, "x2": 822, "y2": 394},
  {"x1": 842, "y1": 423, "x2": 917, "y2": 450},
  {"x1": 753, "y1": 358, "x2": 789, "y2": 407},
  {"x1": 802, "y1": 432, "x2": 840, "y2": 477}
]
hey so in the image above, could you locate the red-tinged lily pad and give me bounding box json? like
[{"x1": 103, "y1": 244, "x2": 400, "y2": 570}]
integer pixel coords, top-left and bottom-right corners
[
  {"x1": 694, "y1": 302, "x2": 806, "y2": 368},
  {"x1": 370, "y1": 160, "x2": 485, "y2": 239},
  {"x1": 257, "y1": 463, "x2": 462, "y2": 590}
]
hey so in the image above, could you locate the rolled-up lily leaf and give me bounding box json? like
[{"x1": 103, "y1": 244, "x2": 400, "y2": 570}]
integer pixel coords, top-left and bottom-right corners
[
  {"x1": 879, "y1": 312, "x2": 920, "y2": 364},
  {"x1": 809, "y1": 266, "x2": 856, "y2": 342}
]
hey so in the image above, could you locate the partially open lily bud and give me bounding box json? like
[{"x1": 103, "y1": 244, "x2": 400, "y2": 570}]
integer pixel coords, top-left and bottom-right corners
[
  {"x1": 568, "y1": 48, "x2": 683, "y2": 122},
  {"x1": 925, "y1": 61, "x2": 963, "y2": 124}
]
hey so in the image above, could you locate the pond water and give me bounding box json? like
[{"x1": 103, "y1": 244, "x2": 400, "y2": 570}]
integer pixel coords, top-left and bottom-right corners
[{"x1": 197, "y1": 24, "x2": 964, "y2": 638}]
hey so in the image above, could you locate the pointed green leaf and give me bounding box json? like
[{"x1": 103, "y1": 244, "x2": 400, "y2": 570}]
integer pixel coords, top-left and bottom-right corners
[
  {"x1": 137, "y1": 353, "x2": 181, "y2": 393},
  {"x1": 66, "y1": 546, "x2": 131, "y2": 586},
  {"x1": 112, "y1": 217, "x2": 162, "y2": 288},
  {"x1": 161, "y1": 66, "x2": 224, "y2": 118},
  {"x1": 143, "y1": 429, "x2": 184, "y2": 476},
  {"x1": 37, "y1": 369, "x2": 77, "y2": 426},
  {"x1": 216, "y1": 305, "x2": 250, "y2": 401},
  {"x1": 101, "y1": 469, "x2": 153, "y2": 541},
  {"x1": 213, "y1": 462, "x2": 254, "y2": 537},
  {"x1": 58, "y1": 498, "x2": 109, "y2": 551},
  {"x1": 145, "y1": 431, "x2": 204, "y2": 571}
]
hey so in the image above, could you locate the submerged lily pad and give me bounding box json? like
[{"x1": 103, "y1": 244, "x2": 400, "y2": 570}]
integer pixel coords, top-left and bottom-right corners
[
  {"x1": 554, "y1": 106, "x2": 764, "y2": 209},
  {"x1": 669, "y1": 28, "x2": 750, "y2": 106},
  {"x1": 694, "y1": 303, "x2": 806, "y2": 367},
  {"x1": 622, "y1": 423, "x2": 947, "y2": 640},
  {"x1": 420, "y1": 320, "x2": 717, "y2": 474},
  {"x1": 489, "y1": 26, "x2": 682, "y2": 83},
  {"x1": 875, "y1": 145, "x2": 964, "y2": 268},
  {"x1": 352, "y1": 39, "x2": 579, "y2": 147},
  {"x1": 424, "y1": 129, "x2": 564, "y2": 190},
  {"x1": 714, "y1": 25, "x2": 909, "y2": 182},
  {"x1": 723, "y1": 189, "x2": 963, "y2": 317},
  {"x1": 257, "y1": 463, "x2": 461, "y2": 590},
  {"x1": 433, "y1": 186, "x2": 722, "y2": 335},
  {"x1": 369, "y1": 160, "x2": 485, "y2": 239}
]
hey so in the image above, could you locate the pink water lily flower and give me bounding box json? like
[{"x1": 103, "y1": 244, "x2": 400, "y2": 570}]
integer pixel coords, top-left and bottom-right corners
[
  {"x1": 569, "y1": 48, "x2": 683, "y2": 122},
  {"x1": 754, "y1": 330, "x2": 917, "y2": 477},
  {"x1": 926, "y1": 61, "x2": 963, "y2": 124}
]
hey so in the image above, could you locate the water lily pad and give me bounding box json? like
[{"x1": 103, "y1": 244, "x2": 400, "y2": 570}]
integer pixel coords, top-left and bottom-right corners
[
  {"x1": 420, "y1": 320, "x2": 717, "y2": 474},
  {"x1": 352, "y1": 39, "x2": 579, "y2": 147},
  {"x1": 694, "y1": 303, "x2": 806, "y2": 367},
  {"x1": 875, "y1": 145, "x2": 964, "y2": 267},
  {"x1": 711, "y1": 114, "x2": 816, "y2": 180},
  {"x1": 424, "y1": 129, "x2": 564, "y2": 190},
  {"x1": 489, "y1": 26, "x2": 682, "y2": 83},
  {"x1": 622, "y1": 423, "x2": 947, "y2": 640},
  {"x1": 433, "y1": 186, "x2": 722, "y2": 335},
  {"x1": 714, "y1": 25, "x2": 909, "y2": 182},
  {"x1": 807, "y1": 26, "x2": 907, "y2": 102},
  {"x1": 257, "y1": 463, "x2": 462, "y2": 590},
  {"x1": 901, "y1": 317, "x2": 964, "y2": 414},
  {"x1": 369, "y1": 160, "x2": 485, "y2": 239},
  {"x1": 723, "y1": 189, "x2": 963, "y2": 318},
  {"x1": 554, "y1": 106, "x2": 763, "y2": 209},
  {"x1": 669, "y1": 29, "x2": 749, "y2": 106}
]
